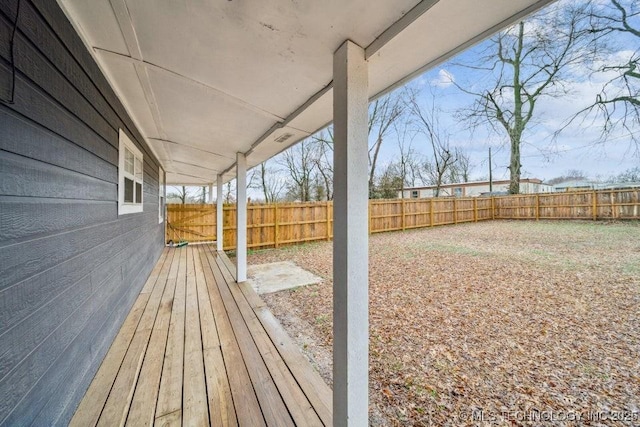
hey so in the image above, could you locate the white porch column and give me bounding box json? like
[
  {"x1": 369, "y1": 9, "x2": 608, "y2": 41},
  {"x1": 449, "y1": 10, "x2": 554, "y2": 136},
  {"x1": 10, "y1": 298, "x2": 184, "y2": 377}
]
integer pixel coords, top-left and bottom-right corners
[
  {"x1": 332, "y1": 40, "x2": 369, "y2": 426},
  {"x1": 216, "y1": 175, "x2": 224, "y2": 252},
  {"x1": 236, "y1": 153, "x2": 247, "y2": 282}
]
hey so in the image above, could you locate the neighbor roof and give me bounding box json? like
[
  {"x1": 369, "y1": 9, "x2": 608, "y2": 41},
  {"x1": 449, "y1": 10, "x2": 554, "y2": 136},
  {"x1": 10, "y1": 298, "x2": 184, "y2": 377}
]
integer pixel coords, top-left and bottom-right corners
[{"x1": 58, "y1": 0, "x2": 554, "y2": 184}]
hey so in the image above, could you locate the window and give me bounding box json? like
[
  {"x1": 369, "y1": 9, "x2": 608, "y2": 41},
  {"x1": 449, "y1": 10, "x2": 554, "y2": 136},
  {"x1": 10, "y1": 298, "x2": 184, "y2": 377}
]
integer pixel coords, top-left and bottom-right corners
[
  {"x1": 118, "y1": 130, "x2": 144, "y2": 215},
  {"x1": 159, "y1": 167, "x2": 165, "y2": 223},
  {"x1": 411, "y1": 190, "x2": 419, "y2": 198},
  {"x1": 454, "y1": 187, "x2": 463, "y2": 197}
]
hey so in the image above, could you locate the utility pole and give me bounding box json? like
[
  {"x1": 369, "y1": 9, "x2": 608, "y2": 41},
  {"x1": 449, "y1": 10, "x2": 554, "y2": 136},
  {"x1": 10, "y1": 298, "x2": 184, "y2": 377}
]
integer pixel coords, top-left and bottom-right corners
[{"x1": 489, "y1": 147, "x2": 493, "y2": 193}]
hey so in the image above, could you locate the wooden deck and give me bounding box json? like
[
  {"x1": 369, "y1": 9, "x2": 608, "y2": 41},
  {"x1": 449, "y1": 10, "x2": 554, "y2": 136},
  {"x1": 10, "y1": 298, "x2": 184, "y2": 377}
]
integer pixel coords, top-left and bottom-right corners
[{"x1": 70, "y1": 245, "x2": 332, "y2": 426}]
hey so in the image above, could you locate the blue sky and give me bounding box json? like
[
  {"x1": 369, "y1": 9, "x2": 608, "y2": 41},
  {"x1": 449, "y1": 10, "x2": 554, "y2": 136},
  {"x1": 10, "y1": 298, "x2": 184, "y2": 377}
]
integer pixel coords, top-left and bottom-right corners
[{"x1": 372, "y1": 0, "x2": 639, "y2": 183}]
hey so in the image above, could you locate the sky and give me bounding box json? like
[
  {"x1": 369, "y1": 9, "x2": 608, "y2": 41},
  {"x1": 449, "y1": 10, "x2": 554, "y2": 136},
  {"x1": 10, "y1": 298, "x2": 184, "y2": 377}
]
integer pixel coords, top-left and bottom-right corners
[
  {"x1": 372, "y1": 0, "x2": 639, "y2": 184},
  {"x1": 387, "y1": 62, "x2": 639, "y2": 184}
]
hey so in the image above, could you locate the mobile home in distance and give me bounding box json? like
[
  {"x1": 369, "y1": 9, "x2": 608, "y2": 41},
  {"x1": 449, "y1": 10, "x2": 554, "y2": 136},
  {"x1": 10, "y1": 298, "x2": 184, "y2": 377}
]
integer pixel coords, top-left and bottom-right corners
[{"x1": 399, "y1": 178, "x2": 554, "y2": 198}]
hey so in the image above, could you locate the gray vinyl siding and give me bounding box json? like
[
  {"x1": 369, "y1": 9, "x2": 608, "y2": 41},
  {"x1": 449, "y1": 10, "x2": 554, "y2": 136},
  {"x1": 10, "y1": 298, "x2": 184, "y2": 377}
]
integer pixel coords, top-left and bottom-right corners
[{"x1": 0, "y1": 0, "x2": 165, "y2": 425}]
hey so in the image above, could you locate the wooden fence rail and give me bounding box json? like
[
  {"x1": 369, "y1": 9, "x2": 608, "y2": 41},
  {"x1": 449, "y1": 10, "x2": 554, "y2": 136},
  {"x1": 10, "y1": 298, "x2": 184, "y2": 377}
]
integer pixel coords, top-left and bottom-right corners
[{"x1": 166, "y1": 188, "x2": 640, "y2": 250}]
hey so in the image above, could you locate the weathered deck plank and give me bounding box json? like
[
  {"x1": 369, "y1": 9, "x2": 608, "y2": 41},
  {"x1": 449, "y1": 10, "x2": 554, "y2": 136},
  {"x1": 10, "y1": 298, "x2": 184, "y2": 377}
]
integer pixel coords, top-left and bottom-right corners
[
  {"x1": 126, "y1": 247, "x2": 180, "y2": 426},
  {"x1": 71, "y1": 245, "x2": 332, "y2": 426},
  {"x1": 193, "y1": 246, "x2": 237, "y2": 426},
  {"x1": 95, "y1": 249, "x2": 173, "y2": 427},
  {"x1": 182, "y1": 247, "x2": 209, "y2": 425},
  {"x1": 154, "y1": 246, "x2": 187, "y2": 424},
  {"x1": 199, "y1": 249, "x2": 266, "y2": 427}
]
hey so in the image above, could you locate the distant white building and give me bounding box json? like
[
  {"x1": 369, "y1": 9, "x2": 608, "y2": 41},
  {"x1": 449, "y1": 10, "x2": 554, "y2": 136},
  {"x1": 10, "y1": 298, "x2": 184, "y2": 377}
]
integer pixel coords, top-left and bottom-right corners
[
  {"x1": 398, "y1": 178, "x2": 553, "y2": 198},
  {"x1": 551, "y1": 179, "x2": 597, "y2": 192},
  {"x1": 552, "y1": 179, "x2": 640, "y2": 192}
]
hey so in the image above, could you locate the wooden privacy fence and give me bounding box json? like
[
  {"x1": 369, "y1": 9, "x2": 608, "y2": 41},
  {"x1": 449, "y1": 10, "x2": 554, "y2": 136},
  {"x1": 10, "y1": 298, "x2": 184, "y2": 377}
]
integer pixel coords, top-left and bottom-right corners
[
  {"x1": 166, "y1": 188, "x2": 640, "y2": 250},
  {"x1": 493, "y1": 188, "x2": 640, "y2": 220}
]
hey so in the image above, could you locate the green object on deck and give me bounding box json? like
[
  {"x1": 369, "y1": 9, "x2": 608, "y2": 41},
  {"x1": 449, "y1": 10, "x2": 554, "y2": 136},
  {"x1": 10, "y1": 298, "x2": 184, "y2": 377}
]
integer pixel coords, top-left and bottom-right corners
[{"x1": 176, "y1": 241, "x2": 188, "y2": 247}]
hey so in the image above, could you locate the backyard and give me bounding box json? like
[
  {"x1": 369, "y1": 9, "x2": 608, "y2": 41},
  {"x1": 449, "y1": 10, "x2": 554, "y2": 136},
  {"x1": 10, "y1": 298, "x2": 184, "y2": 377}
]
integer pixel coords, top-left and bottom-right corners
[{"x1": 245, "y1": 220, "x2": 640, "y2": 426}]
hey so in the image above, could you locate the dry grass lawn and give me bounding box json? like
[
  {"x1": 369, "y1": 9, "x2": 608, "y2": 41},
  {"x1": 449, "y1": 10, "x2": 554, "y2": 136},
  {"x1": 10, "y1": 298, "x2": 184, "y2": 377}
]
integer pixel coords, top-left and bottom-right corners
[{"x1": 246, "y1": 220, "x2": 640, "y2": 426}]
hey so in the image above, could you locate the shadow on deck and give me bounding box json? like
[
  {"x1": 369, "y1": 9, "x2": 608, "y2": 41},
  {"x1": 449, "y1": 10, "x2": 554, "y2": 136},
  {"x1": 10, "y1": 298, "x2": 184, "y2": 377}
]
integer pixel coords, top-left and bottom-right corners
[{"x1": 71, "y1": 245, "x2": 332, "y2": 426}]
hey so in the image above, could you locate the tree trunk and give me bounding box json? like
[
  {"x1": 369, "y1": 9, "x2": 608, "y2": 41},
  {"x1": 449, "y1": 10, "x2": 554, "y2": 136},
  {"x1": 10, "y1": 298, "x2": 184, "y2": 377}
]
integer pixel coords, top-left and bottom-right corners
[{"x1": 509, "y1": 135, "x2": 521, "y2": 194}]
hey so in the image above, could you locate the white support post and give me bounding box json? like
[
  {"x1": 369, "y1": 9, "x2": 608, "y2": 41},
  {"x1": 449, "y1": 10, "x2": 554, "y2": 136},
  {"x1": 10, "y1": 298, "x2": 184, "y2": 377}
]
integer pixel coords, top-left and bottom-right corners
[
  {"x1": 216, "y1": 175, "x2": 224, "y2": 252},
  {"x1": 236, "y1": 154, "x2": 247, "y2": 282},
  {"x1": 332, "y1": 40, "x2": 369, "y2": 427}
]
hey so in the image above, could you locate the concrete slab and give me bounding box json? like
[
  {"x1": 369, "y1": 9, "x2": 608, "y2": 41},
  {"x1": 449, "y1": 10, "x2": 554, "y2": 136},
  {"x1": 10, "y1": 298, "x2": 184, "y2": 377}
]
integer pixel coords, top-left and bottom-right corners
[{"x1": 247, "y1": 261, "x2": 322, "y2": 294}]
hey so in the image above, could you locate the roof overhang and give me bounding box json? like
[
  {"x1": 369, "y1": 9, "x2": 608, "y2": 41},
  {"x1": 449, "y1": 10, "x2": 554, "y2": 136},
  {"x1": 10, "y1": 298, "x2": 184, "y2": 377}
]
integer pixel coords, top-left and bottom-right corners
[{"x1": 57, "y1": 0, "x2": 555, "y2": 185}]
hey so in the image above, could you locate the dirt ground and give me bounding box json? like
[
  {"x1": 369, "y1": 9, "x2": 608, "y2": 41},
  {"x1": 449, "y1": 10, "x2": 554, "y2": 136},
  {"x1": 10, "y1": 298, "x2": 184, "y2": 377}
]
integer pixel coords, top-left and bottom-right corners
[{"x1": 246, "y1": 220, "x2": 640, "y2": 426}]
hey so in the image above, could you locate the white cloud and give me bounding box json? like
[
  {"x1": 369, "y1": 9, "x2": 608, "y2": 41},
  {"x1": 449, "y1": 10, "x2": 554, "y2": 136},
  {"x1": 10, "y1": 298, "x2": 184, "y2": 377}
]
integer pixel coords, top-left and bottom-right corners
[{"x1": 430, "y1": 69, "x2": 455, "y2": 88}]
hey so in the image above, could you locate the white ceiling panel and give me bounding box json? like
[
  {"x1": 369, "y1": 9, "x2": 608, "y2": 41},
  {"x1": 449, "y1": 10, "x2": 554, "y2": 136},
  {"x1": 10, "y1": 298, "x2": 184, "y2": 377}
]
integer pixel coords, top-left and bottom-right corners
[
  {"x1": 58, "y1": 0, "x2": 554, "y2": 185},
  {"x1": 96, "y1": 55, "x2": 159, "y2": 137},
  {"x1": 124, "y1": 0, "x2": 420, "y2": 119},
  {"x1": 61, "y1": 0, "x2": 129, "y2": 56},
  {"x1": 147, "y1": 67, "x2": 277, "y2": 157}
]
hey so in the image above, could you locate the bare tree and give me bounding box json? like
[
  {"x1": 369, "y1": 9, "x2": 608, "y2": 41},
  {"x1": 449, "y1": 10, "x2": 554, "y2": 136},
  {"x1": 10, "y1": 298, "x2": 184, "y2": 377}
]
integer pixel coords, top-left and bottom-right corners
[
  {"x1": 311, "y1": 128, "x2": 334, "y2": 200},
  {"x1": 280, "y1": 139, "x2": 316, "y2": 202},
  {"x1": 250, "y1": 160, "x2": 285, "y2": 203},
  {"x1": 167, "y1": 185, "x2": 189, "y2": 204},
  {"x1": 576, "y1": 0, "x2": 639, "y2": 145},
  {"x1": 453, "y1": 2, "x2": 594, "y2": 193},
  {"x1": 368, "y1": 91, "x2": 407, "y2": 197},
  {"x1": 407, "y1": 89, "x2": 456, "y2": 196},
  {"x1": 420, "y1": 152, "x2": 456, "y2": 196},
  {"x1": 374, "y1": 162, "x2": 405, "y2": 199},
  {"x1": 447, "y1": 148, "x2": 473, "y2": 183},
  {"x1": 224, "y1": 181, "x2": 235, "y2": 204},
  {"x1": 393, "y1": 119, "x2": 421, "y2": 196},
  {"x1": 615, "y1": 166, "x2": 640, "y2": 181},
  {"x1": 280, "y1": 91, "x2": 408, "y2": 200},
  {"x1": 546, "y1": 169, "x2": 589, "y2": 185}
]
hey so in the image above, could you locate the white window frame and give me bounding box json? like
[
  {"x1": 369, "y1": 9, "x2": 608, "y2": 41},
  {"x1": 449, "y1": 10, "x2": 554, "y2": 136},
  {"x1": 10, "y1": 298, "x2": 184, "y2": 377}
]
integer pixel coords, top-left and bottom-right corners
[
  {"x1": 159, "y1": 166, "x2": 165, "y2": 223},
  {"x1": 411, "y1": 190, "x2": 419, "y2": 199},
  {"x1": 118, "y1": 129, "x2": 144, "y2": 215}
]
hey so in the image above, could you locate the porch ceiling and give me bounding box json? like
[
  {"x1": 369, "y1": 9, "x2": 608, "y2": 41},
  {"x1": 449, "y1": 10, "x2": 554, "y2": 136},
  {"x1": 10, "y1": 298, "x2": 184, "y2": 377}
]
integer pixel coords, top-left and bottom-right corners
[{"x1": 57, "y1": 0, "x2": 553, "y2": 185}]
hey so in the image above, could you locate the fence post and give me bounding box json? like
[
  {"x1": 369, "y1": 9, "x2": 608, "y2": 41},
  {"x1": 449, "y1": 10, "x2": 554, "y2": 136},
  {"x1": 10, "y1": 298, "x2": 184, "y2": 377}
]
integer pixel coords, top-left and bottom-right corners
[
  {"x1": 453, "y1": 198, "x2": 457, "y2": 225},
  {"x1": 327, "y1": 201, "x2": 331, "y2": 241},
  {"x1": 274, "y1": 204, "x2": 279, "y2": 248},
  {"x1": 535, "y1": 194, "x2": 540, "y2": 221},
  {"x1": 592, "y1": 190, "x2": 597, "y2": 221},
  {"x1": 430, "y1": 198, "x2": 434, "y2": 227},
  {"x1": 401, "y1": 199, "x2": 406, "y2": 231},
  {"x1": 610, "y1": 191, "x2": 615, "y2": 219},
  {"x1": 473, "y1": 198, "x2": 478, "y2": 222},
  {"x1": 491, "y1": 197, "x2": 496, "y2": 220}
]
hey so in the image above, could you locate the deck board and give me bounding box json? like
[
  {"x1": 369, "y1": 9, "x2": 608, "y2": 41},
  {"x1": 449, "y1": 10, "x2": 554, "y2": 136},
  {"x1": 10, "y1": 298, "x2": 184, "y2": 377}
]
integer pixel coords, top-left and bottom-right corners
[
  {"x1": 183, "y1": 247, "x2": 209, "y2": 425},
  {"x1": 127, "y1": 246, "x2": 180, "y2": 426},
  {"x1": 155, "y1": 246, "x2": 187, "y2": 424},
  {"x1": 193, "y1": 247, "x2": 236, "y2": 426},
  {"x1": 96, "y1": 250, "x2": 173, "y2": 427},
  {"x1": 72, "y1": 246, "x2": 332, "y2": 426}
]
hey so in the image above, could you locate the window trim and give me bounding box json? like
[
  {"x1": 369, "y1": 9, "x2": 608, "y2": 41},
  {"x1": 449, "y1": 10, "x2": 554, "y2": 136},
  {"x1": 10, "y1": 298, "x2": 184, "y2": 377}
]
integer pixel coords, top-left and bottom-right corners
[
  {"x1": 159, "y1": 166, "x2": 165, "y2": 223},
  {"x1": 118, "y1": 130, "x2": 144, "y2": 215},
  {"x1": 411, "y1": 190, "x2": 419, "y2": 199}
]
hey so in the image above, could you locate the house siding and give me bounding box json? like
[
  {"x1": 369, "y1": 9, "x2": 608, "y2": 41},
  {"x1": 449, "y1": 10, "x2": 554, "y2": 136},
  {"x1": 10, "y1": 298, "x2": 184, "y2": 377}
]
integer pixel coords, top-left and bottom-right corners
[{"x1": 0, "y1": 0, "x2": 164, "y2": 425}]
